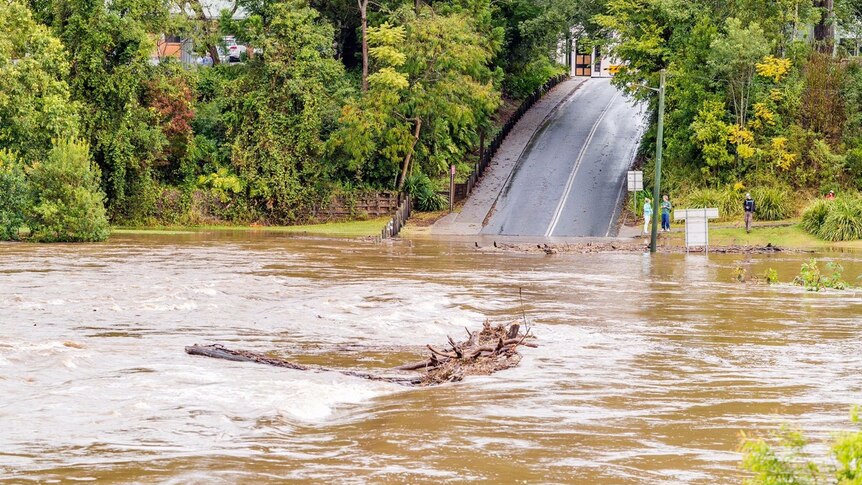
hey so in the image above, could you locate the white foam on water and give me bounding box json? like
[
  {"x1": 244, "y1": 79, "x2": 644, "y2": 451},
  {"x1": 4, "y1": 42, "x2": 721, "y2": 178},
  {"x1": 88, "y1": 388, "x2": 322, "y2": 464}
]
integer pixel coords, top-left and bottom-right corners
[{"x1": 135, "y1": 359, "x2": 403, "y2": 420}]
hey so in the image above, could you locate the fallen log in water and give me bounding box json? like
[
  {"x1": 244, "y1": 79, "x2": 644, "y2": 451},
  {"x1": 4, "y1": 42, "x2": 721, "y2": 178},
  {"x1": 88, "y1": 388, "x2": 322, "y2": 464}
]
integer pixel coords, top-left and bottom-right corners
[
  {"x1": 185, "y1": 344, "x2": 423, "y2": 386},
  {"x1": 185, "y1": 321, "x2": 536, "y2": 387}
]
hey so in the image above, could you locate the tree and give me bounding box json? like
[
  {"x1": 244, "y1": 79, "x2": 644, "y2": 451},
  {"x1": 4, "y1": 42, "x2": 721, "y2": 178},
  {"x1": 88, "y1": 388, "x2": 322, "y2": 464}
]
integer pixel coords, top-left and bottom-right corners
[
  {"x1": 48, "y1": 0, "x2": 170, "y2": 219},
  {"x1": 179, "y1": 0, "x2": 239, "y2": 65},
  {"x1": 709, "y1": 18, "x2": 770, "y2": 127},
  {"x1": 814, "y1": 0, "x2": 836, "y2": 53},
  {"x1": 309, "y1": 0, "x2": 361, "y2": 64},
  {"x1": 836, "y1": 0, "x2": 862, "y2": 55},
  {"x1": 225, "y1": 0, "x2": 349, "y2": 222},
  {"x1": 27, "y1": 139, "x2": 110, "y2": 242},
  {"x1": 741, "y1": 407, "x2": 862, "y2": 484},
  {"x1": 359, "y1": 0, "x2": 370, "y2": 91},
  {"x1": 0, "y1": 1, "x2": 79, "y2": 163},
  {"x1": 145, "y1": 68, "x2": 197, "y2": 180},
  {"x1": 691, "y1": 100, "x2": 734, "y2": 177},
  {"x1": 732, "y1": 0, "x2": 818, "y2": 56},
  {"x1": 330, "y1": 11, "x2": 500, "y2": 189},
  {"x1": 0, "y1": 151, "x2": 29, "y2": 240}
]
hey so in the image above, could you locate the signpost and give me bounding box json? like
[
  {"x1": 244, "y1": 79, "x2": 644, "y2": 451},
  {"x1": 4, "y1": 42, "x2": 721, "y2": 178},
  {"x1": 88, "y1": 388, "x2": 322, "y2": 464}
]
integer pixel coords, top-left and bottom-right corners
[
  {"x1": 626, "y1": 170, "x2": 643, "y2": 216},
  {"x1": 650, "y1": 69, "x2": 666, "y2": 254},
  {"x1": 674, "y1": 208, "x2": 719, "y2": 252}
]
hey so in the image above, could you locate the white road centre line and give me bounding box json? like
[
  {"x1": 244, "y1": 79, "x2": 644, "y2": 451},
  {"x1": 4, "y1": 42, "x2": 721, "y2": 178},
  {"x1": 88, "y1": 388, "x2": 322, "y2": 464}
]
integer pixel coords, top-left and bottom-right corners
[{"x1": 544, "y1": 90, "x2": 620, "y2": 238}]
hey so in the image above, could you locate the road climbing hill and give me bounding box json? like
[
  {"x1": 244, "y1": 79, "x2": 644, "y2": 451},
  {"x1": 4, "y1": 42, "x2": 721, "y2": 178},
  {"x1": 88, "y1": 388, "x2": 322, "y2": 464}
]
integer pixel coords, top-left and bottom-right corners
[{"x1": 482, "y1": 78, "x2": 645, "y2": 237}]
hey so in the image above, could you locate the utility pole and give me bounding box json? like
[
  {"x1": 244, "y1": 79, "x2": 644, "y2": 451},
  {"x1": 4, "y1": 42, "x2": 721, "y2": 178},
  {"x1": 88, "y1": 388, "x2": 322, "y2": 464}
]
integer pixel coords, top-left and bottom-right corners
[{"x1": 650, "y1": 69, "x2": 666, "y2": 254}]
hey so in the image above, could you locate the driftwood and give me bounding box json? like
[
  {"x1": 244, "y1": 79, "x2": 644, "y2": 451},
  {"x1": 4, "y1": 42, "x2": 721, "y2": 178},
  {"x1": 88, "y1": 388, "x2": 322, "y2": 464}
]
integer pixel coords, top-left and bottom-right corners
[
  {"x1": 475, "y1": 240, "x2": 805, "y2": 255},
  {"x1": 185, "y1": 321, "x2": 536, "y2": 387},
  {"x1": 185, "y1": 344, "x2": 422, "y2": 386}
]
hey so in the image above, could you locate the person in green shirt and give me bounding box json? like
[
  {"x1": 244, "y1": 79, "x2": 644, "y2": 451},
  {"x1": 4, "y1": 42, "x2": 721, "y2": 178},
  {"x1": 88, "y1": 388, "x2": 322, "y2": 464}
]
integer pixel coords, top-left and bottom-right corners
[{"x1": 660, "y1": 195, "x2": 672, "y2": 232}]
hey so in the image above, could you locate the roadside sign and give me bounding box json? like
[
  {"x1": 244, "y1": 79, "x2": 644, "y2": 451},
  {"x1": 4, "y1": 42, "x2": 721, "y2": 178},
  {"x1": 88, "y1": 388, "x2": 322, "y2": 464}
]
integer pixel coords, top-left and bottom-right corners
[
  {"x1": 627, "y1": 171, "x2": 643, "y2": 192},
  {"x1": 675, "y1": 208, "x2": 720, "y2": 252}
]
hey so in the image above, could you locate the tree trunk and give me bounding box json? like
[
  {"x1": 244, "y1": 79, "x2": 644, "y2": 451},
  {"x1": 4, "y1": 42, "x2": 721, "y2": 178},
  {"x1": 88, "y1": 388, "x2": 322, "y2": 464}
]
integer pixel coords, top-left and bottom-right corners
[
  {"x1": 814, "y1": 0, "x2": 835, "y2": 54},
  {"x1": 208, "y1": 44, "x2": 221, "y2": 65},
  {"x1": 188, "y1": 0, "x2": 222, "y2": 65},
  {"x1": 359, "y1": 0, "x2": 368, "y2": 92},
  {"x1": 397, "y1": 118, "x2": 422, "y2": 190}
]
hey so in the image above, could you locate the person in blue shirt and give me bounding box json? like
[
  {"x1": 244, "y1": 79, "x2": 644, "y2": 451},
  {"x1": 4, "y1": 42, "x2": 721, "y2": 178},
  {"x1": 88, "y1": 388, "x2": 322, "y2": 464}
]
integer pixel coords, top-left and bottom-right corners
[
  {"x1": 643, "y1": 198, "x2": 653, "y2": 234},
  {"x1": 660, "y1": 195, "x2": 672, "y2": 232}
]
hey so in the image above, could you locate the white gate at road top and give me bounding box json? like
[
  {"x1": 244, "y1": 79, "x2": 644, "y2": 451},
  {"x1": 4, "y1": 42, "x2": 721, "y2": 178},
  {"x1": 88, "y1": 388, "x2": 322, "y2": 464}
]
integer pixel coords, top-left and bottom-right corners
[{"x1": 675, "y1": 208, "x2": 719, "y2": 252}]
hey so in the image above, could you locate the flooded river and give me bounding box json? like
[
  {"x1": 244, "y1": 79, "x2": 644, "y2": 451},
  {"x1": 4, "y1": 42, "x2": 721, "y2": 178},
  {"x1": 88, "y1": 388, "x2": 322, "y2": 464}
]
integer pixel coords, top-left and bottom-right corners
[{"x1": 1, "y1": 232, "x2": 861, "y2": 483}]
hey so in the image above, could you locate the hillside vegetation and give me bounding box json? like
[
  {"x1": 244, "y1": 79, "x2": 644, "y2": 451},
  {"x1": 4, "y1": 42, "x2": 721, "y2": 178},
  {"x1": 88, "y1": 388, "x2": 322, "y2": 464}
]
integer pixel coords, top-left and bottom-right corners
[
  {"x1": 0, "y1": 0, "x2": 603, "y2": 238},
  {"x1": 599, "y1": 0, "x2": 862, "y2": 238},
  {"x1": 2, "y1": 0, "x2": 861, "y2": 240}
]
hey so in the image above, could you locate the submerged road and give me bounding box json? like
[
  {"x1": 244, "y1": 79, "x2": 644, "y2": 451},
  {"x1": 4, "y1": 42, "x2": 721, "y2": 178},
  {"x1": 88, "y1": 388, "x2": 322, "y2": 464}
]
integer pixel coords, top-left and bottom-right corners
[{"x1": 482, "y1": 78, "x2": 645, "y2": 237}]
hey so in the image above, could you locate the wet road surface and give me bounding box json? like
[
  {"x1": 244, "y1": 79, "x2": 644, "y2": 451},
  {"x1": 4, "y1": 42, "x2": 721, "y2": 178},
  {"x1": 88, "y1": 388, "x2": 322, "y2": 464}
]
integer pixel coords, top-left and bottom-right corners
[
  {"x1": 1, "y1": 232, "x2": 861, "y2": 483},
  {"x1": 483, "y1": 78, "x2": 645, "y2": 237}
]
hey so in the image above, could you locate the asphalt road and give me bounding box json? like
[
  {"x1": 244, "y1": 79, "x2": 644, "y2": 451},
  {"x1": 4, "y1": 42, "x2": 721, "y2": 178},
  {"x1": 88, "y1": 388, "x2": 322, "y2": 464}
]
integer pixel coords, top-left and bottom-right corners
[{"x1": 482, "y1": 78, "x2": 645, "y2": 237}]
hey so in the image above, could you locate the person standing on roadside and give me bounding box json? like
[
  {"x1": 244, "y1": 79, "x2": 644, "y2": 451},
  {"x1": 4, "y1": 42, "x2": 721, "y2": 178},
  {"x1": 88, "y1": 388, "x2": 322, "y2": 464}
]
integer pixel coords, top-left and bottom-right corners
[
  {"x1": 743, "y1": 193, "x2": 756, "y2": 233},
  {"x1": 660, "y1": 195, "x2": 672, "y2": 232},
  {"x1": 643, "y1": 198, "x2": 653, "y2": 234}
]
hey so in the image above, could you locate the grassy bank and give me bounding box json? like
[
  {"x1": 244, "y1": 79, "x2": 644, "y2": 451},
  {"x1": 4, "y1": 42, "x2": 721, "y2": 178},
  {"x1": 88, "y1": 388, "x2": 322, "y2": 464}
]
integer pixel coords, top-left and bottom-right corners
[
  {"x1": 661, "y1": 220, "x2": 862, "y2": 250},
  {"x1": 114, "y1": 217, "x2": 392, "y2": 238}
]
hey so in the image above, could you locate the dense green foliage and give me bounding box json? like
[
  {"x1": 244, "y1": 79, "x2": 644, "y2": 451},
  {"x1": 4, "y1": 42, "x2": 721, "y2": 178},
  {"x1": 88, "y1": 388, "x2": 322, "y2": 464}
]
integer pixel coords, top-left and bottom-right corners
[
  {"x1": 0, "y1": 2, "x2": 107, "y2": 242},
  {"x1": 403, "y1": 172, "x2": 446, "y2": 211},
  {"x1": 741, "y1": 406, "x2": 862, "y2": 482},
  {"x1": 329, "y1": 14, "x2": 500, "y2": 190},
  {"x1": 598, "y1": 0, "x2": 862, "y2": 229},
  {"x1": 225, "y1": 1, "x2": 349, "y2": 223},
  {"x1": 5, "y1": 0, "x2": 861, "y2": 238},
  {"x1": 1, "y1": 0, "x2": 586, "y2": 236},
  {"x1": 0, "y1": 2, "x2": 79, "y2": 162},
  {"x1": 0, "y1": 151, "x2": 29, "y2": 240},
  {"x1": 676, "y1": 185, "x2": 795, "y2": 221},
  {"x1": 26, "y1": 139, "x2": 110, "y2": 242},
  {"x1": 802, "y1": 196, "x2": 862, "y2": 241}
]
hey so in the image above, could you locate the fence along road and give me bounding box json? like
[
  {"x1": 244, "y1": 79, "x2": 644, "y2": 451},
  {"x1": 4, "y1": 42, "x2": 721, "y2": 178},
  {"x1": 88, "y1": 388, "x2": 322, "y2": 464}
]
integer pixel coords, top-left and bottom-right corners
[{"x1": 482, "y1": 78, "x2": 645, "y2": 238}]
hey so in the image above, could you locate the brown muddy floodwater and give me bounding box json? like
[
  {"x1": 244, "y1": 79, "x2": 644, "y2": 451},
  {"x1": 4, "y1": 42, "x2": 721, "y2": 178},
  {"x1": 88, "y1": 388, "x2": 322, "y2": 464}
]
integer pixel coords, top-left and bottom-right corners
[{"x1": 1, "y1": 232, "x2": 861, "y2": 484}]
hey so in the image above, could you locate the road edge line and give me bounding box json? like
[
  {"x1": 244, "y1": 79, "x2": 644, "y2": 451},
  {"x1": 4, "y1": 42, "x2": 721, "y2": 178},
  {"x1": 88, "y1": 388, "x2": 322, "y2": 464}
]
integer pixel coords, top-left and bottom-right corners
[{"x1": 605, "y1": 110, "x2": 648, "y2": 237}]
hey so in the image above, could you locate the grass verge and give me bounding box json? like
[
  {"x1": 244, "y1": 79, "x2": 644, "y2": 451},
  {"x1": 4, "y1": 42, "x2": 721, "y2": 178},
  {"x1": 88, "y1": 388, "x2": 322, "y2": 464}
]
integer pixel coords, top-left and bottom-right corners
[
  {"x1": 661, "y1": 219, "x2": 862, "y2": 250},
  {"x1": 114, "y1": 217, "x2": 391, "y2": 238}
]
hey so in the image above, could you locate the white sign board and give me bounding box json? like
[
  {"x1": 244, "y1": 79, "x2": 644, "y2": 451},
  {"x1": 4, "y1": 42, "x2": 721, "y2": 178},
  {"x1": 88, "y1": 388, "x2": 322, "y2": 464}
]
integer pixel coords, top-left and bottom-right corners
[
  {"x1": 674, "y1": 208, "x2": 719, "y2": 252},
  {"x1": 674, "y1": 208, "x2": 720, "y2": 221},
  {"x1": 627, "y1": 171, "x2": 643, "y2": 192}
]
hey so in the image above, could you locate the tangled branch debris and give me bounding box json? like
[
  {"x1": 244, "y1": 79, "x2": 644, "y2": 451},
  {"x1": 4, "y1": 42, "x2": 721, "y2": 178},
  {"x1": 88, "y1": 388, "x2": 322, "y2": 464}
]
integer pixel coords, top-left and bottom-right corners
[
  {"x1": 474, "y1": 240, "x2": 803, "y2": 254},
  {"x1": 185, "y1": 321, "x2": 535, "y2": 387}
]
